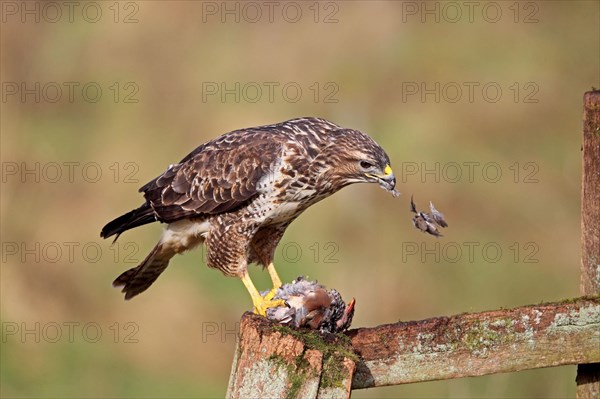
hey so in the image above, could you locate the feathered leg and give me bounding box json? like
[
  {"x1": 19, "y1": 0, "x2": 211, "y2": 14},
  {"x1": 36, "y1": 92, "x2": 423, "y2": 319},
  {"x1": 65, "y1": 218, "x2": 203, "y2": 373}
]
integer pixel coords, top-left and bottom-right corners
[
  {"x1": 266, "y1": 262, "x2": 282, "y2": 288},
  {"x1": 250, "y1": 224, "x2": 289, "y2": 290}
]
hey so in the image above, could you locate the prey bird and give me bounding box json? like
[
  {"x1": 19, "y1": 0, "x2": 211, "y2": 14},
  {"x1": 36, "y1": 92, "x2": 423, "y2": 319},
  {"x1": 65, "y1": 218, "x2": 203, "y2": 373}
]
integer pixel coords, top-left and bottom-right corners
[
  {"x1": 410, "y1": 196, "x2": 448, "y2": 237},
  {"x1": 101, "y1": 117, "x2": 397, "y2": 316},
  {"x1": 265, "y1": 276, "x2": 355, "y2": 333}
]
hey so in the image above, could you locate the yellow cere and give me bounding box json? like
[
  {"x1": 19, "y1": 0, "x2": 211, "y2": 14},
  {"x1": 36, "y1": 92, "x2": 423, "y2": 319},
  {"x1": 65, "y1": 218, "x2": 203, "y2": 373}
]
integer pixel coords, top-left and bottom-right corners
[{"x1": 384, "y1": 165, "x2": 393, "y2": 176}]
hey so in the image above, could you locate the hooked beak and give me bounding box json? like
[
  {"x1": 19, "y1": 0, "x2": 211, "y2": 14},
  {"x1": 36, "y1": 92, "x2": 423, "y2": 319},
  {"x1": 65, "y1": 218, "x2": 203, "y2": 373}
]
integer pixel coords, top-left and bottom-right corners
[{"x1": 366, "y1": 165, "x2": 399, "y2": 197}]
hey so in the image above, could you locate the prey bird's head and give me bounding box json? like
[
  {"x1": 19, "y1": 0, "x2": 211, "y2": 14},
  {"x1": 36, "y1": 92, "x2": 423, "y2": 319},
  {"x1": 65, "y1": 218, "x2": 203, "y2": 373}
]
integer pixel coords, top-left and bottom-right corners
[{"x1": 323, "y1": 128, "x2": 398, "y2": 196}]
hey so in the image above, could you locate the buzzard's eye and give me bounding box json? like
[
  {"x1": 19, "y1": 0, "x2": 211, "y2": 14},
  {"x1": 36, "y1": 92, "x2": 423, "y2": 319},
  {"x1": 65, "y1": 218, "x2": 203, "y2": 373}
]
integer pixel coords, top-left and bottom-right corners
[{"x1": 360, "y1": 161, "x2": 375, "y2": 170}]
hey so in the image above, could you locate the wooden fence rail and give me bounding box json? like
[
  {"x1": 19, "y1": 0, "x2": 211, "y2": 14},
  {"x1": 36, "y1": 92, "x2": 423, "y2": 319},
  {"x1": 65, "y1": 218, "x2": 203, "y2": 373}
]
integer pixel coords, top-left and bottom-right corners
[{"x1": 350, "y1": 296, "x2": 599, "y2": 389}]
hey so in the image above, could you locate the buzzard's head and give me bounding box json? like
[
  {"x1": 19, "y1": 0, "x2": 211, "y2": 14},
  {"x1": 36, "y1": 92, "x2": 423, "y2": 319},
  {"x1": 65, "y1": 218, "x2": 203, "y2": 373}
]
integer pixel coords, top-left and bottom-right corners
[{"x1": 324, "y1": 129, "x2": 398, "y2": 196}]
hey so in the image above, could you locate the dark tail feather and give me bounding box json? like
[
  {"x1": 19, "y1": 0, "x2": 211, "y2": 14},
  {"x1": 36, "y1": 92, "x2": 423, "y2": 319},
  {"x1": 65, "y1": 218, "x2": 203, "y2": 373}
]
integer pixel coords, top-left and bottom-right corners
[
  {"x1": 101, "y1": 203, "x2": 156, "y2": 241},
  {"x1": 113, "y1": 243, "x2": 175, "y2": 300}
]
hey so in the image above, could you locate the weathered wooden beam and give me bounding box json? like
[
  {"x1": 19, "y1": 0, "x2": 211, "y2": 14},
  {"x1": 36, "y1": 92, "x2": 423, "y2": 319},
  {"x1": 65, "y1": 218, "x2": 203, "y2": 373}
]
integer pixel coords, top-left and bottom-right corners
[
  {"x1": 577, "y1": 90, "x2": 600, "y2": 398},
  {"x1": 349, "y1": 296, "x2": 600, "y2": 389},
  {"x1": 226, "y1": 312, "x2": 356, "y2": 399}
]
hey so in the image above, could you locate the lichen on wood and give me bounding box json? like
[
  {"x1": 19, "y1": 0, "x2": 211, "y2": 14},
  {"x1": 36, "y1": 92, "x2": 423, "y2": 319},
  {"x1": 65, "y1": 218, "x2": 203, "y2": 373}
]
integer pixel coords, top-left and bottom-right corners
[
  {"x1": 227, "y1": 312, "x2": 356, "y2": 399},
  {"x1": 349, "y1": 296, "x2": 600, "y2": 389}
]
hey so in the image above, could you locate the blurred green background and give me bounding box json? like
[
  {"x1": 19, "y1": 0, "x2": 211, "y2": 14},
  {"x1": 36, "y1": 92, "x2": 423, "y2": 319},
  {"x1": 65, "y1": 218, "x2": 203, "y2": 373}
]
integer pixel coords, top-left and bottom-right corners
[{"x1": 1, "y1": 1, "x2": 598, "y2": 398}]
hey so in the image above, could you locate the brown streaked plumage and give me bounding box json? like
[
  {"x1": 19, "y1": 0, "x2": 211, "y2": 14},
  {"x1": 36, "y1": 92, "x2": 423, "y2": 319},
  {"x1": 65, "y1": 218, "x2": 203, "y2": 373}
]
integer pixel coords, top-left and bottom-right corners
[{"x1": 101, "y1": 117, "x2": 397, "y2": 315}]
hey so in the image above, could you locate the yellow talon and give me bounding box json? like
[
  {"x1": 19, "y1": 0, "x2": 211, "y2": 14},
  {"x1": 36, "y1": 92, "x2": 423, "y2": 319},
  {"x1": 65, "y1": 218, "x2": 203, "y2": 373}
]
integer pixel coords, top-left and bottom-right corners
[
  {"x1": 264, "y1": 287, "x2": 277, "y2": 301},
  {"x1": 241, "y1": 270, "x2": 285, "y2": 317},
  {"x1": 252, "y1": 296, "x2": 286, "y2": 317}
]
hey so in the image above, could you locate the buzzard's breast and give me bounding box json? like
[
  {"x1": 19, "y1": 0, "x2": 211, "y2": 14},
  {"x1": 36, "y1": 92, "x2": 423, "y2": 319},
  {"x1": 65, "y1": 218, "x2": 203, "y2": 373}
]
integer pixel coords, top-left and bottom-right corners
[
  {"x1": 264, "y1": 201, "x2": 303, "y2": 223},
  {"x1": 251, "y1": 147, "x2": 321, "y2": 224}
]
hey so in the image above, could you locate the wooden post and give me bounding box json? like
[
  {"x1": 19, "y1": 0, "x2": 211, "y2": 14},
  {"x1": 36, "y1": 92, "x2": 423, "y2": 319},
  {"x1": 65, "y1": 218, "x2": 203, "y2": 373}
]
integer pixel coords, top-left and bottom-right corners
[
  {"x1": 226, "y1": 312, "x2": 356, "y2": 399},
  {"x1": 577, "y1": 90, "x2": 600, "y2": 398}
]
